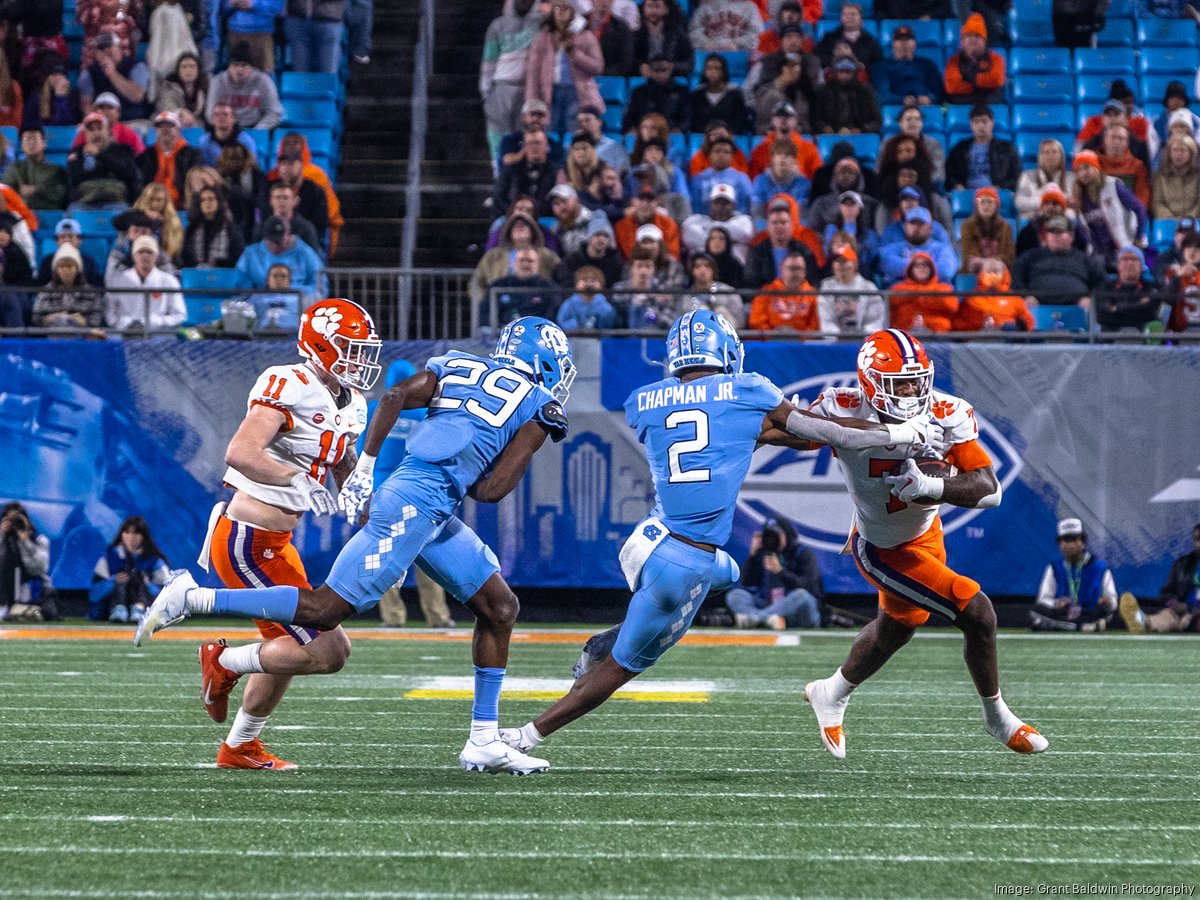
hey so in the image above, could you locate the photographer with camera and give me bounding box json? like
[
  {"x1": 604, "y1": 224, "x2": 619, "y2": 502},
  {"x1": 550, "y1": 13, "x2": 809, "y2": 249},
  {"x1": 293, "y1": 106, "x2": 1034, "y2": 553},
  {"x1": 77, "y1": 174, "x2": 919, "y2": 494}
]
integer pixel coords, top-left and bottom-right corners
[
  {"x1": 0, "y1": 502, "x2": 53, "y2": 622},
  {"x1": 726, "y1": 517, "x2": 825, "y2": 630},
  {"x1": 89, "y1": 516, "x2": 171, "y2": 624}
]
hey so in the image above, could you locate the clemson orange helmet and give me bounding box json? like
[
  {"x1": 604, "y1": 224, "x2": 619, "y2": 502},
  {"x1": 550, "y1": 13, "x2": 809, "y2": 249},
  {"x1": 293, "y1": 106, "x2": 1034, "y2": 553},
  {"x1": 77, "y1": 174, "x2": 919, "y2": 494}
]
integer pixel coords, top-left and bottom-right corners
[
  {"x1": 856, "y1": 328, "x2": 934, "y2": 422},
  {"x1": 298, "y1": 299, "x2": 382, "y2": 390}
]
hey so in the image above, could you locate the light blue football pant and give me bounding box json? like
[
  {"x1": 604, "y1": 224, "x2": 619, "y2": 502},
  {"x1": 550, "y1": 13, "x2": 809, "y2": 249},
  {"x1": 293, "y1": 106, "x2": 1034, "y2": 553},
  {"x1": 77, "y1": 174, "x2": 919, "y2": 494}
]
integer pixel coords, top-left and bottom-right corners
[{"x1": 611, "y1": 537, "x2": 739, "y2": 673}]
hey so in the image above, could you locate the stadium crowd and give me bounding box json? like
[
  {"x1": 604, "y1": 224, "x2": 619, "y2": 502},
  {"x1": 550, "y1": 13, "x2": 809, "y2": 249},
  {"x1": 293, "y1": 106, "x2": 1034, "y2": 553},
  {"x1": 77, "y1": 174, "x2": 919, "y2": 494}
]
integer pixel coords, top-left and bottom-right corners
[
  {"x1": 0, "y1": 0, "x2": 349, "y2": 332},
  {"x1": 476, "y1": 0, "x2": 1200, "y2": 335}
]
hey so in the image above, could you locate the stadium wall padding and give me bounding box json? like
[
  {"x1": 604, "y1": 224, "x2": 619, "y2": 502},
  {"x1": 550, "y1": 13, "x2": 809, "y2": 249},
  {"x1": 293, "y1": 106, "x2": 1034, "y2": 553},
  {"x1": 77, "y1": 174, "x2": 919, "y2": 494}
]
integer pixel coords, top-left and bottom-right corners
[{"x1": 4, "y1": 337, "x2": 1197, "y2": 599}]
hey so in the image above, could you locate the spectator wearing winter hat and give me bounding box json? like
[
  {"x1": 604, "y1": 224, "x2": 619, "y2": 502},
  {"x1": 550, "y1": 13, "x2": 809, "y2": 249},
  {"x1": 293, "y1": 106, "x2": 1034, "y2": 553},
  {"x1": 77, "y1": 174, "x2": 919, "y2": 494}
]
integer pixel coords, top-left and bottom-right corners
[
  {"x1": 136, "y1": 111, "x2": 200, "y2": 207},
  {"x1": 682, "y1": 182, "x2": 754, "y2": 263},
  {"x1": 945, "y1": 103, "x2": 1021, "y2": 191},
  {"x1": 690, "y1": 138, "x2": 754, "y2": 214},
  {"x1": 814, "y1": 3, "x2": 881, "y2": 70},
  {"x1": 205, "y1": 43, "x2": 284, "y2": 131},
  {"x1": 1152, "y1": 108, "x2": 1200, "y2": 170},
  {"x1": 1071, "y1": 149, "x2": 1147, "y2": 270},
  {"x1": 104, "y1": 234, "x2": 185, "y2": 330},
  {"x1": 70, "y1": 92, "x2": 147, "y2": 156},
  {"x1": 873, "y1": 24, "x2": 944, "y2": 107},
  {"x1": 1096, "y1": 245, "x2": 1162, "y2": 332},
  {"x1": 1149, "y1": 81, "x2": 1200, "y2": 162},
  {"x1": 1152, "y1": 218, "x2": 1196, "y2": 281},
  {"x1": 943, "y1": 14, "x2": 1005, "y2": 106},
  {"x1": 960, "y1": 186, "x2": 1014, "y2": 273},
  {"x1": 37, "y1": 218, "x2": 104, "y2": 286},
  {"x1": 555, "y1": 214, "x2": 623, "y2": 289},
  {"x1": 813, "y1": 58, "x2": 882, "y2": 135},
  {"x1": 887, "y1": 251, "x2": 958, "y2": 332},
  {"x1": 32, "y1": 243, "x2": 103, "y2": 329},
  {"x1": 1014, "y1": 184, "x2": 1088, "y2": 257},
  {"x1": 806, "y1": 156, "x2": 879, "y2": 234},
  {"x1": 1014, "y1": 138, "x2": 1075, "y2": 220},
  {"x1": 1153, "y1": 134, "x2": 1200, "y2": 220}
]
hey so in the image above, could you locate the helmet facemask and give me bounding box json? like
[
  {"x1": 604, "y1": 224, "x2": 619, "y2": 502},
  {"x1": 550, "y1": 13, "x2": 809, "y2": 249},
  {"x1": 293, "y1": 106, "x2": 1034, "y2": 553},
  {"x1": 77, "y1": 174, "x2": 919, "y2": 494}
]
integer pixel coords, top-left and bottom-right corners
[
  {"x1": 328, "y1": 332, "x2": 382, "y2": 391},
  {"x1": 863, "y1": 366, "x2": 933, "y2": 421}
]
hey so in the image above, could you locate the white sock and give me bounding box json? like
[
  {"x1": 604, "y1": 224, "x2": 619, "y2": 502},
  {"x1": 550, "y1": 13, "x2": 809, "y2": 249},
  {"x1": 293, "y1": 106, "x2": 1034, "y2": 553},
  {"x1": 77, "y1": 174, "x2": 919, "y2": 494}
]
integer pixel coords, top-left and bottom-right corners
[
  {"x1": 219, "y1": 642, "x2": 264, "y2": 674},
  {"x1": 981, "y1": 691, "x2": 1019, "y2": 734},
  {"x1": 189, "y1": 587, "x2": 216, "y2": 614},
  {"x1": 518, "y1": 721, "x2": 544, "y2": 749},
  {"x1": 827, "y1": 667, "x2": 857, "y2": 702},
  {"x1": 225, "y1": 708, "x2": 269, "y2": 747},
  {"x1": 470, "y1": 719, "x2": 498, "y2": 743}
]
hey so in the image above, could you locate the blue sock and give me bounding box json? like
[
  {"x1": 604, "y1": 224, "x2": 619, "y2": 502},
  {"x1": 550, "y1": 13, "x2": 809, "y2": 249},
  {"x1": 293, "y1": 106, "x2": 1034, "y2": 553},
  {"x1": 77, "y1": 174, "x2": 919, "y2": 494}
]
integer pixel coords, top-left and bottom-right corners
[
  {"x1": 471, "y1": 666, "x2": 506, "y2": 722},
  {"x1": 213, "y1": 585, "x2": 300, "y2": 624}
]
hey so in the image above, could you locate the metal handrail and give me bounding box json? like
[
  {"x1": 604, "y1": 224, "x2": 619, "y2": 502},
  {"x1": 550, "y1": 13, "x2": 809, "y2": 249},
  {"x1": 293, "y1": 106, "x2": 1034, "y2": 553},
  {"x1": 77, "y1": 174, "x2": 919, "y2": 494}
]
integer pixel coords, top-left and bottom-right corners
[{"x1": 398, "y1": 0, "x2": 435, "y2": 328}]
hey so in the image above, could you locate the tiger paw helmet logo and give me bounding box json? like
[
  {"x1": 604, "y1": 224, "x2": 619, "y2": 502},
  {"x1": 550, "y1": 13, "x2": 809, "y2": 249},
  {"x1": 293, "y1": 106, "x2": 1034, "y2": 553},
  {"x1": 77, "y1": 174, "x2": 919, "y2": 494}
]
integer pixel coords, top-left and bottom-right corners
[
  {"x1": 308, "y1": 306, "x2": 343, "y2": 338},
  {"x1": 739, "y1": 371, "x2": 1023, "y2": 552},
  {"x1": 856, "y1": 340, "x2": 878, "y2": 371}
]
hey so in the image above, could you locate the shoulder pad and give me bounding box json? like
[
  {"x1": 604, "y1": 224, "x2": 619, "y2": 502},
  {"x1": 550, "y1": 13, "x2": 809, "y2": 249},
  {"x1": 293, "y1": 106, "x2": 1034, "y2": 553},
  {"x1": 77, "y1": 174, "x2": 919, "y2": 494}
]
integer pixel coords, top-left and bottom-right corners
[{"x1": 535, "y1": 400, "x2": 569, "y2": 443}]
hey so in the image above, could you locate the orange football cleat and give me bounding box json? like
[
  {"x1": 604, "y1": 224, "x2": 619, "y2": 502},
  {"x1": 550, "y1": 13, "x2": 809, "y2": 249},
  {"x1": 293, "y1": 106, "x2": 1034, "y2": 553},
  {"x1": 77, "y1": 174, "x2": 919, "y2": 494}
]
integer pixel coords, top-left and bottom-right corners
[
  {"x1": 198, "y1": 640, "x2": 240, "y2": 724},
  {"x1": 1006, "y1": 723, "x2": 1049, "y2": 754},
  {"x1": 216, "y1": 739, "x2": 297, "y2": 771}
]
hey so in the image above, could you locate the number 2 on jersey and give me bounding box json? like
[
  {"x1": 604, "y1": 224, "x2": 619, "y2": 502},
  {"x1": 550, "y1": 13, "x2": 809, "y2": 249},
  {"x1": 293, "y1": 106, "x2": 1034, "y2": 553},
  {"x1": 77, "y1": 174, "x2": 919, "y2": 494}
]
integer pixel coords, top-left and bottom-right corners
[
  {"x1": 665, "y1": 409, "x2": 710, "y2": 483},
  {"x1": 430, "y1": 358, "x2": 532, "y2": 427},
  {"x1": 868, "y1": 458, "x2": 907, "y2": 514}
]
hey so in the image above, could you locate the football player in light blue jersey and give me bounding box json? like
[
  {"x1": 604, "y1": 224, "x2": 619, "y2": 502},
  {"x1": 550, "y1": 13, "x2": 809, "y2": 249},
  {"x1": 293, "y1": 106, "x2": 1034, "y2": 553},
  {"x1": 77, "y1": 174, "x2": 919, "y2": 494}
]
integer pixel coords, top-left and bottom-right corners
[
  {"x1": 498, "y1": 310, "x2": 947, "y2": 760},
  {"x1": 136, "y1": 317, "x2": 575, "y2": 775}
]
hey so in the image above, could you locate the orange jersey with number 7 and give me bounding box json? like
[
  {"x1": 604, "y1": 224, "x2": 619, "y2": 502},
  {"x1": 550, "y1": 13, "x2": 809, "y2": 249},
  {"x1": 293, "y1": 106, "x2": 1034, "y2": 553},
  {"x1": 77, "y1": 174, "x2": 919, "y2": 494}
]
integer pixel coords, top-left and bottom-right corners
[
  {"x1": 222, "y1": 363, "x2": 368, "y2": 512},
  {"x1": 809, "y1": 387, "x2": 991, "y2": 550}
]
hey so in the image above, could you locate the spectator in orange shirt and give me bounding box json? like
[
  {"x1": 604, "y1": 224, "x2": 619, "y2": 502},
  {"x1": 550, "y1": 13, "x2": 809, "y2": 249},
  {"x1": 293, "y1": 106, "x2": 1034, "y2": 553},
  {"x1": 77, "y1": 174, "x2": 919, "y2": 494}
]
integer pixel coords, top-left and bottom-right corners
[
  {"x1": 689, "y1": 120, "x2": 751, "y2": 177},
  {"x1": 749, "y1": 249, "x2": 820, "y2": 331},
  {"x1": 887, "y1": 251, "x2": 958, "y2": 332},
  {"x1": 1076, "y1": 80, "x2": 1150, "y2": 148},
  {"x1": 943, "y1": 13, "x2": 1005, "y2": 106},
  {"x1": 755, "y1": 2, "x2": 818, "y2": 61},
  {"x1": 953, "y1": 259, "x2": 1035, "y2": 332},
  {"x1": 614, "y1": 183, "x2": 682, "y2": 260},
  {"x1": 748, "y1": 102, "x2": 822, "y2": 178},
  {"x1": 1097, "y1": 124, "x2": 1152, "y2": 211}
]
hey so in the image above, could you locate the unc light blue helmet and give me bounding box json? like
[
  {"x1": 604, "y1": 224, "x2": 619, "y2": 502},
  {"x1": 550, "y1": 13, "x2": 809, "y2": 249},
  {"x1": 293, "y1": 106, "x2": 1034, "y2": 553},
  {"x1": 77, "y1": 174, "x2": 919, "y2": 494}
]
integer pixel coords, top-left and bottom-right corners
[
  {"x1": 493, "y1": 316, "x2": 576, "y2": 402},
  {"x1": 666, "y1": 309, "x2": 743, "y2": 376}
]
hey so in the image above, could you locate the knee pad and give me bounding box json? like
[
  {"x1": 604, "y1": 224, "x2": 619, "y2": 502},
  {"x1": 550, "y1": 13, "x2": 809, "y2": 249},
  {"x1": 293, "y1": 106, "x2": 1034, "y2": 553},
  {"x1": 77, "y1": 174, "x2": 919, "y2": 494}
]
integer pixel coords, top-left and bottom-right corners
[{"x1": 711, "y1": 550, "x2": 740, "y2": 593}]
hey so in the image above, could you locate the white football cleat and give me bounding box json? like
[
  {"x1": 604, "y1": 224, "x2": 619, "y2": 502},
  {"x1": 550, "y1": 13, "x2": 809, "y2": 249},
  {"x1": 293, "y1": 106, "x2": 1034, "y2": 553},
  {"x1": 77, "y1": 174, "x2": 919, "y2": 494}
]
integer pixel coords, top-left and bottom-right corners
[
  {"x1": 498, "y1": 727, "x2": 536, "y2": 753},
  {"x1": 804, "y1": 678, "x2": 848, "y2": 759},
  {"x1": 459, "y1": 738, "x2": 549, "y2": 775},
  {"x1": 987, "y1": 719, "x2": 1049, "y2": 754},
  {"x1": 133, "y1": 569, "x2": 197, "y2": 646}
]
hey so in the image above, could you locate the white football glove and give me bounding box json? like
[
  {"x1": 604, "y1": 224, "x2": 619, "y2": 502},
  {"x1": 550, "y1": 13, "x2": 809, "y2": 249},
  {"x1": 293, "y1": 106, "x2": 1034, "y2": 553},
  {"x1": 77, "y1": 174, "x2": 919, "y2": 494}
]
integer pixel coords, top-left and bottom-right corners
[
  {"x1": 290, "y1": 472, "x2": 337, "y2": 516},
  {"x1": 336, "y1": 467, "x2": 375, "y2": 520},
  {"x1": 884, "y1": 458, "x2": 944, "y2": 503},
  {"x1": 886, "y1": 418, "x2": 947, "y2": 455}
]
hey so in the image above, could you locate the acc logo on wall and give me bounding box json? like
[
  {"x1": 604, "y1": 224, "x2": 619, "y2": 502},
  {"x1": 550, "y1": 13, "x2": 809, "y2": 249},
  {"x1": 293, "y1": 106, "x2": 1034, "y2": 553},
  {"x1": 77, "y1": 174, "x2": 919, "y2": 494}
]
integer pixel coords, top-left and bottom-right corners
[{"x1": 737, "y1": 371, "x2": 1024, "y2": 552}]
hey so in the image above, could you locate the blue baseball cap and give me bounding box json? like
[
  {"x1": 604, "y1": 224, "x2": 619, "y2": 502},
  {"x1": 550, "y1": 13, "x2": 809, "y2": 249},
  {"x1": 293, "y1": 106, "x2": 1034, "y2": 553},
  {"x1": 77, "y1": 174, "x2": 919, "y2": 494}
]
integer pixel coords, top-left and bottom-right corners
[{"x1": 904, "y1": 206, "x2": 932, "y2": 224}]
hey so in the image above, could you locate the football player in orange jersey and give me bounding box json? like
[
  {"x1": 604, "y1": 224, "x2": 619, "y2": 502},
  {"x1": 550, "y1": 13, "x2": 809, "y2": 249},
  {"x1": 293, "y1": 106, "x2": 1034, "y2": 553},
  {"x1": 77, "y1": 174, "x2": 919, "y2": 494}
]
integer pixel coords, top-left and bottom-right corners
[
  {"x1": 194, "y1": 299, "x2": 380, "y2": 770},
  {"x1": 798, "y1": 329, "x2": 1048, "y2": 759}
]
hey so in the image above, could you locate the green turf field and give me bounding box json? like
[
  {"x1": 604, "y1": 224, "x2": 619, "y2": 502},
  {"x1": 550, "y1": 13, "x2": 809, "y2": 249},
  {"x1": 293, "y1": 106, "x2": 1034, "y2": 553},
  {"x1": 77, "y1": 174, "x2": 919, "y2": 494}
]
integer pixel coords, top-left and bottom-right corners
[{"x1": 1, "y1": 626, "x2": 1197, "y2": 899}]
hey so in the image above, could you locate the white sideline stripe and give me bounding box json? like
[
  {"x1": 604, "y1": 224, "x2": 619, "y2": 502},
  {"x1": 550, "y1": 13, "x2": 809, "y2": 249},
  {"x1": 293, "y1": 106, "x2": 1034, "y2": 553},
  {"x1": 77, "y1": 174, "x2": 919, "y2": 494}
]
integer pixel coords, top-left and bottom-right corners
[
  {"x1": 8, "y1": 814, "x2": 1200, "y2": 832},
  {"x1": 3, "y1": 740, "x2": 1196, "y2": 758},
  {"x1": 0, "y1": 845, "x2": 1195, "y2": 866},
  {"x1": 0, "y1": 784, "x2": 1194, "y2": 803}
]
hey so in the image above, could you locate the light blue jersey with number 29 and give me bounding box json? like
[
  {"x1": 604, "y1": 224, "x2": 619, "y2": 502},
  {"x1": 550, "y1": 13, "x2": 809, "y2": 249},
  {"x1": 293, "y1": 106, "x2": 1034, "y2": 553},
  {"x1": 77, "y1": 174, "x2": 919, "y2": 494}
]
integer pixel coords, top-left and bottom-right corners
[
  {"x1": 391, "y1": 352, "x2": 567, "y2": 520},
  {"x1": 624, "y1": 371, "x2": 783, "y2": 545}
]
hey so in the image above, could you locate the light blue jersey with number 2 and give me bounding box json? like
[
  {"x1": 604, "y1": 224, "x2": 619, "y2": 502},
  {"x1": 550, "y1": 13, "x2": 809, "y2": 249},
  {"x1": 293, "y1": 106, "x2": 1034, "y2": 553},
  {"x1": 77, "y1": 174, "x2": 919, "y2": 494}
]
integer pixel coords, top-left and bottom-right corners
[{"x1": 624, "y1": 371, "x2": 784, "y2": 545}]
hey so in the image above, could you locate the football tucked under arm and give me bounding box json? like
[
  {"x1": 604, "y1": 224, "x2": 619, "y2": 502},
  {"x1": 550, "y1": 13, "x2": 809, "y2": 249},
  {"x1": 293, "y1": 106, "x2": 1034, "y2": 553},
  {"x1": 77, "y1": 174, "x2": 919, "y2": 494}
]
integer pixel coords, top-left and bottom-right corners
[{"x1": 888, "y1": 459, "x2": 1001, "y2": 508}]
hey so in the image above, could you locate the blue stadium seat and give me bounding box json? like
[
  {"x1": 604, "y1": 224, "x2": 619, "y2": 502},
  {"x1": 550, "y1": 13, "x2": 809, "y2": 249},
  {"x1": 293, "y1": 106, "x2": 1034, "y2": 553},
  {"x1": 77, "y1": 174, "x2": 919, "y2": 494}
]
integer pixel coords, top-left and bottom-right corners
[
  {"x1": 246, "y1": 129, "x2": 271, "y2": 165},
  {"x1": 1142, "y1": 75, "x2": 1188, "y2": 109},
  {"x1": 1107, "y1": 0, "x2": 1134, "y2": 14},
  {"x1": 880, "y1": 105, "x2": 945, "y2": 137},
  {"x1": 1073, "y1": 48, "x2": 1137, "y2": 76},
  {"x1": 181, "y1": 126, "x2": 205, "y2": 146},
  {"x1": 280, "y1": 72, "x2": 341, "y2": 103},
  {"x1": 1034, "y1": 305, "x2": 1089, "y2": 332},
  {"x1": 596, "y1": 76, "x2": 627, "y2": 107},
  {"x1": 1008, "y1": 47, "x2": 1071, "y2": 76},
  {"x1": 1139, "y1": 46, "x2": 1200, "y2": 76},
  {"x1": 280, "y1": 98, "x2": 340, "y2": 132},
  {"x1": 693, "y1": 51, "x2": 750, "y2": 80},
  {"x1": 36, "y1": 210, "x2": 66, "y2": 233},
  {"x1": 43, "y1": 125, "x2": 77, "y2": 154},
  {"x1": 1012, "y1": 74, "x2": 1075, "y2": 105},
  {"x1": 1075, "y1": 73, "x2": 1124, "y2": 107},
  {"x1": 946, "y1": 104, "x2": 1011, "y2": 133},
  {"x1": 1138, "y1": 18, "x2": 1199, "y2": 47},
  {"x1": 71, "y1": 209, "x2": 116, "y2": 237},
  {"x1": 734, "y1": 134, "x2": 753, "y2": 158},
  {"x1": 1014, "y1": 132, "x2": 1045, "y2": 166},
  {"x1": 998, "y1": 189, "x2": 1015, "y2": 218},
  {"x1": 954, "y1": 273, "x2": 978, "y2": 292},
  {"x1": 181, "y1": 268, "x2": 249, "y2": 325},
  {"x1": 816, "y1": 132, "x2": 880, "y2": 165},
  {"x1": 879, "y1": 19, "x2": 941, "y2": 48},
  {"x1": 81, "y1": 236, "x2": 109, "y2": 264},
  {"x1": 1152, "y1": 219, "x2": 1179, "y2": 248},
  {"x1": 1012, "y1": 0, "x2": 1053, "y2": 22},
  {"x1": 1096, "y1": 18, "x2": 1135, "y2": 47},
  {"x1": 950, "y1": 189, "x2": 974, "y2": 218},
  {"x1": 1012, "y1": 104, "x2": 1076, "y2": 133},
  {"x1": 601, "y1": 106, "x2": 623, "y2": 132},
  {"x1": 537, "y1": 216, "x2": 556, "y2": 234}
]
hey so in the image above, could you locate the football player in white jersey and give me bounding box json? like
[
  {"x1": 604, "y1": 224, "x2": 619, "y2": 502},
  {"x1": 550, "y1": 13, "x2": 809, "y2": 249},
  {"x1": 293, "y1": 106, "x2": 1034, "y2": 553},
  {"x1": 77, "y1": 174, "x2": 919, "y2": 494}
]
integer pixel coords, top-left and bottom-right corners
[
  {"x1": 798, "y1": 329, "x2": 1048, "y2": 760},
  {"x1": 194, "y1": 298, "x2": 378, "y2": 770}
]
